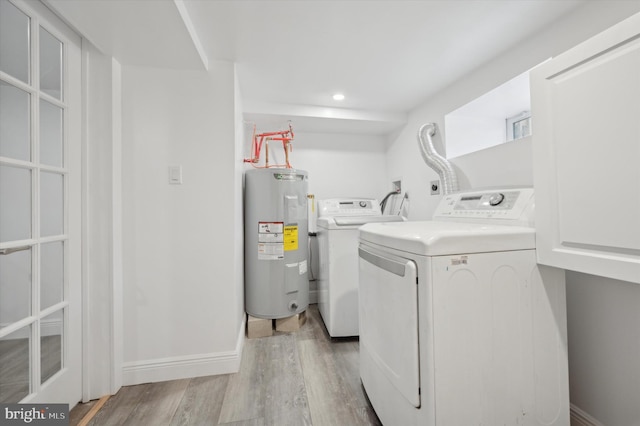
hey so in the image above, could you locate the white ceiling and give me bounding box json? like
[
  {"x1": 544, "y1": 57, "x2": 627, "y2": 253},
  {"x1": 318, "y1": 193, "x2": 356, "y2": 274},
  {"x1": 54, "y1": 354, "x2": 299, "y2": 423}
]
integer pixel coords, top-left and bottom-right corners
[{"x1": 45, "y1": 0, "x2": 585, "y2": 135}]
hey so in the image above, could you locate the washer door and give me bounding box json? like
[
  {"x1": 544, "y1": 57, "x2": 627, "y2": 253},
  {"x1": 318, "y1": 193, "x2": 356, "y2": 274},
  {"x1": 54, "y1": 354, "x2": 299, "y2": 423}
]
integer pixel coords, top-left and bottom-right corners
[{"x1": 359, "y1": 244, "x2": 420, "y2": 407}]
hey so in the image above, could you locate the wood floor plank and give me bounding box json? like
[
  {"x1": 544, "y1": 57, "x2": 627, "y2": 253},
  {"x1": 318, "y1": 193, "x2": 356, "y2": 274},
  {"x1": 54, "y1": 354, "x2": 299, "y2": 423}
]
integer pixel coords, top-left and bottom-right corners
[
  {"x1": 294, "y1": 305, "x2": 327, "y2": 342},
  {"x1": 86, "y1": 384, "x2": 148, "y2": 426},
  {"x1": 219, "y1": 333, "x2": 313, "y2": 426},
  {"x1": 217, "y1": 337, "x2": 268, "y2": 423},
  {"x1": 169, "y1": 375, "x2": 229, "y2": 426},
  {"x1": 298, "y1": 337, "x2": 370, "y2": 426},
  {"x1": 297, "y1": 307, "x2": 382, "y2": 426},
  {"x1": 261, "y1": 334, "x2": 312, "y2": 426},
  {"x1": 331, "y1": 340, "x2": 380, "y2": 414},
  {"x1": 218, "y1": 418, "x2": 264, "y2": 426},
  {"x1": 120, "y1": 379, "x2": 190, "y2": 425},
  {"x1": 331, "y1": 341, "x2": 382, "y2": 425}
]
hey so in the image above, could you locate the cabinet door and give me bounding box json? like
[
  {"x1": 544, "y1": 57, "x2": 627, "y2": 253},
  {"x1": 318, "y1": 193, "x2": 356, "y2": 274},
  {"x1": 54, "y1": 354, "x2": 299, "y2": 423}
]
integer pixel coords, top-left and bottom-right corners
[{"x1": 531, "y1": 12, "x2": 640, "y2": 284}]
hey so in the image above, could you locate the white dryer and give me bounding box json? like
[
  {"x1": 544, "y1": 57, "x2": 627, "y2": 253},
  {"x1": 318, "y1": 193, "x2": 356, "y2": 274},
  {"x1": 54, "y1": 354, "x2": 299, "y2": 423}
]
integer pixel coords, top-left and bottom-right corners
[
  {"x1": 358, "y1": 188, "x2": 569, "y2": 426},
  {"x1": 317, "y1": 198, "x2": 403, "y2": 337}
]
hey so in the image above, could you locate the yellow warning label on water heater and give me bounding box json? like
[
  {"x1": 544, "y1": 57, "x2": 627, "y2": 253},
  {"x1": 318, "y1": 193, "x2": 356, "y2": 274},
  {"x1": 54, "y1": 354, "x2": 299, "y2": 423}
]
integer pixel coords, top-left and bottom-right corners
[{"x1": 284, "y1": 226, "x2": 298, "y2": 251}]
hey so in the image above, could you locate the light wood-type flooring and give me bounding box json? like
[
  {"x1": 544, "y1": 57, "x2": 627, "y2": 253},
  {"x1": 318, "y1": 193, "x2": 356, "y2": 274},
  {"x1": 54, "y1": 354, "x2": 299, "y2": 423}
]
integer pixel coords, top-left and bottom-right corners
[{"x1": 70, "y1": 305, "x2": 382, "y2": 426}]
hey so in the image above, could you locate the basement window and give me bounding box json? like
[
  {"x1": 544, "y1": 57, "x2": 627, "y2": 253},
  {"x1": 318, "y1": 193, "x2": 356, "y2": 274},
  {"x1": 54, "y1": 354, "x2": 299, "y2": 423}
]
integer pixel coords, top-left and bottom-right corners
[
  {"x1": 444, "y1": 59, "x2": 548, "y2": 158},
  {"x1": 506, "y1": 111, "x2": 531, "y2": 141}
]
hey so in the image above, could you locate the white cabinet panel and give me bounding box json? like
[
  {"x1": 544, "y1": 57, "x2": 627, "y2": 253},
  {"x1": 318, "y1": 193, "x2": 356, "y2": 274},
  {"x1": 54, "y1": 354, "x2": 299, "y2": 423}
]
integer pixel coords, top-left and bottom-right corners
[{"x1": 531, "y1": 12, "x2": 640, "y2": 284}]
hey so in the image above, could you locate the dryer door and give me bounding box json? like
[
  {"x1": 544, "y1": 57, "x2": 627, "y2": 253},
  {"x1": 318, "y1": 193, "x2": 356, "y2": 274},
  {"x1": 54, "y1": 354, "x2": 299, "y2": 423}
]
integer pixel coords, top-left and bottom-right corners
[{"x1": 359, "y1": 244, "x2": 420, "y2": 408}]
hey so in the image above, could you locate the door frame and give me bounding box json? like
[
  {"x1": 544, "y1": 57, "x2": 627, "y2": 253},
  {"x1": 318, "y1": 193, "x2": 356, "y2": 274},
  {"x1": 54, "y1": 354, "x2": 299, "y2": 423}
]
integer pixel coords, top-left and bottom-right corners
[{"x1": 79, "y1": 37, "x2": 124, "y2": 402}]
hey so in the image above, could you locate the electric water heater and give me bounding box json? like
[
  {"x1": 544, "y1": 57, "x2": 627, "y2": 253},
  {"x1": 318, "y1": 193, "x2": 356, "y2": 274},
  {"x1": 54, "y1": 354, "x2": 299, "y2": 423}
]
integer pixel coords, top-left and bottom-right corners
[{"x1": 244, "y1": 168, "x2": 309, "y2": 318}]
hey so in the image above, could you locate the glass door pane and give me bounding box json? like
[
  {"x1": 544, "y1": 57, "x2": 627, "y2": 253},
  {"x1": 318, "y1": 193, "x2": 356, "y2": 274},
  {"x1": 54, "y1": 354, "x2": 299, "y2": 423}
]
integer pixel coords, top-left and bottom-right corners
[
  {"x1": 40, "y1": 310, "x2": 63, "y2": 384},
  {"x1": 0, "y1": 0, "x2": 30, "y2": 83},
  {"x1": 39, "y1": 99, "x2": 63, "y2": 167},
  {"x1": 0, "y1": 81, "x2": 31, "y2": 161},
  {"x1": 41, "y1": 241, "x2": 63, "y2": 310},
  {"x1": 0, "y1": 165, "x2": 31, "y2": 242},
  {"x1": 0, "y1": 247, "x2": 32, "y2": 328},
  {"x1": 39, "y1": 28, "x2": 62, "y2": 100},
  {"x1": 40, "y1": 171, "x2": 64, "y2": 237}
]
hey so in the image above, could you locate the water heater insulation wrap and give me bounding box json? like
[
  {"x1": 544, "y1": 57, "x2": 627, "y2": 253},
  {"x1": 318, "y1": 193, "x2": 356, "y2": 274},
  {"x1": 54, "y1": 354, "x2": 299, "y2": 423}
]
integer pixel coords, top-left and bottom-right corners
[{"x1": 244, "y1": 168, "x2": 309, "y2": 318}]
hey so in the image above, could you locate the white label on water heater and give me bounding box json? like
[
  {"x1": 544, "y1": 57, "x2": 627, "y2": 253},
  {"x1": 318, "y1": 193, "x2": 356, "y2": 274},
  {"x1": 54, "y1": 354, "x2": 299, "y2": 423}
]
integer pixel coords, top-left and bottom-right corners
[
  {"x1": 258, "y1": 243, "x2": 284, "y2": 260},
  {"x1": 258, "y1": 222, "x2": 284, "y2": 260},
  {"x1": 259, "y1": 222, "x2": 283, "y2": 233},
  {"x1": 259, "y1": 233, "x2": 283, "y2": 243},
  {"x1": 299, "y1": 260, "x2": 307, "y2": 275}
]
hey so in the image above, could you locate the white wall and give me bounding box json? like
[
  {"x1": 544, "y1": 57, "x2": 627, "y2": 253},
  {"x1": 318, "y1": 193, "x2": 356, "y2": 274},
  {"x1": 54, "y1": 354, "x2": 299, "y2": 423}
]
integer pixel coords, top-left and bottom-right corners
[
  {"x1": 291, "y1": 132, "x2": 388, "y2": 201},
  {"x1": 450, "y1": 136, "x2": 534, "y2": 191},
  {"x1": 121, "y1": 61, "x2": 243, "y2": 384},
  {"x1": 233, "y1": 67, "x2": 245, "y2": 352},
  {"x1": 445, "y1": 114, "x2": 505, "y2": 158},
  {"x1": 566, "y1": 273, "x2": 640, "y2": 426},
  {"x1": 385, "y1": 3, "x2": 640, "y2": 425}
]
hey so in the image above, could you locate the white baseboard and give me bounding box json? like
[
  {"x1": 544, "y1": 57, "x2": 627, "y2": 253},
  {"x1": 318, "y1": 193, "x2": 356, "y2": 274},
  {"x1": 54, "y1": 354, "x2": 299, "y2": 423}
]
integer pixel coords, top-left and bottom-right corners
[
  {"x1": 123, "y1": 315, "x2": 246, "y2": 386},
  {"x1": 570, "y1": 404, "x2": 604, "y2": 426}
]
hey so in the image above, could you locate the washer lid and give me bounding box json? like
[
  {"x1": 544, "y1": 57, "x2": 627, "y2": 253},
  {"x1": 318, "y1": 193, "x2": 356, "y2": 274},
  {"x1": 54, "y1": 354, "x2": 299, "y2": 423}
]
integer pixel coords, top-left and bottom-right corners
[
  {"x1": 318, "y1": 215, "x2": 403, "y2": 229},
  {"x1": 359, "y1": 221, "x2": 535, "y2": 255}
]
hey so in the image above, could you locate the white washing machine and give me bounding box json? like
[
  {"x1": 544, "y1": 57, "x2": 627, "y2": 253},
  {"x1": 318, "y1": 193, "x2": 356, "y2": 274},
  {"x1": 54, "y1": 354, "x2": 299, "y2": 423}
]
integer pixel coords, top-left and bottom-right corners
[
  {"x1": 317, "y1": 198, "x2": 403, "y2": 337},
  {"x1": 358, "y1": 188, "x2": 569, "y2": 426}
]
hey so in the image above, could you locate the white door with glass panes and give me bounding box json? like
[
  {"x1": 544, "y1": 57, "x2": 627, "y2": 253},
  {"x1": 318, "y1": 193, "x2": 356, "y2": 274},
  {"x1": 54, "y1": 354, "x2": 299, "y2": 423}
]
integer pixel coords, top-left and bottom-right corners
[{"x1": 0, "y1": 0, "x2": 81, "y2": 406}]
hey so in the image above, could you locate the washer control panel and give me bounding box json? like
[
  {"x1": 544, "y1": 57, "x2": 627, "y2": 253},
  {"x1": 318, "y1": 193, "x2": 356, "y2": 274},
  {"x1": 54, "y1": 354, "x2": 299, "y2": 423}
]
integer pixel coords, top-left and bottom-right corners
[
  {"x1": 433, "y1": 188, "x2": 535, "y2": 225},
  {"x1": 318, "y1": 198, "x2": 381, "y2": 217}
]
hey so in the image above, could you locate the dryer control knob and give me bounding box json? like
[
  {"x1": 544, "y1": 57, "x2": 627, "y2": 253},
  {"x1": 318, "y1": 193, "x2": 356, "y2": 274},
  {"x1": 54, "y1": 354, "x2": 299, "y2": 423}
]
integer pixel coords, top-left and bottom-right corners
[
  {"x1": 359, "y1": 201, "x2": 367, "y2": 208},
  {"x1": 489, "y1": 193, "x2": 505, "y2": 206}
]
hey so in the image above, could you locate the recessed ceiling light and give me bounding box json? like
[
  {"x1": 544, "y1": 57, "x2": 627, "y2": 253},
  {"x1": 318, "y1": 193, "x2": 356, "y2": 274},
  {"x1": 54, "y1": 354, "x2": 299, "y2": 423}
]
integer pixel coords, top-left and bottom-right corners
[{"x1": 333, "y1": 93, "x2": 345, "y2": 101}]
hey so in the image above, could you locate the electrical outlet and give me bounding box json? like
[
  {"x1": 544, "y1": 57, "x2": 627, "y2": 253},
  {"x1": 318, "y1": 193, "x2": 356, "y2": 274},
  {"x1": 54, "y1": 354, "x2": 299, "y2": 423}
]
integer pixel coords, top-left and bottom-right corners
[{"x1": 430, "y1": 180, "x2": 440, "y2": 195}]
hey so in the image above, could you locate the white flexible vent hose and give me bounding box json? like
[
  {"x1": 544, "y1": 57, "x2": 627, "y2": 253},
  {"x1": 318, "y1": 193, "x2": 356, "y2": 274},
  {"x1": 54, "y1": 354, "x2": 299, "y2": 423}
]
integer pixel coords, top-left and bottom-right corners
[{"x1": 417, "y1": 123, "x2": 459, "y2": 195}]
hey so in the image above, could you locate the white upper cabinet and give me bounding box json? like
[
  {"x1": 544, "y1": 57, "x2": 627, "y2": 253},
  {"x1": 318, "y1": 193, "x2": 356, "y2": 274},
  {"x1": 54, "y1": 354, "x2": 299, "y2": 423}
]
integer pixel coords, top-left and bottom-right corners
[{"x1": 531, "y1": 12, "x2": 640, "y2": 284}]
